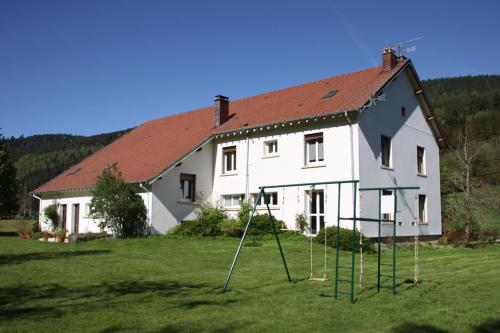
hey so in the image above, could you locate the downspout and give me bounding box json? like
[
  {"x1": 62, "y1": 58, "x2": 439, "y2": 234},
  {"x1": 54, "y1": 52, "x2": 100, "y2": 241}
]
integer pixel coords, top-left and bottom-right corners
[
  {"x1": 139, "y1": 183, "x2": 152, "y2": 229},
  {"x1": 245, "y1": 135, "x2": 250, "y2": 203},
  {"x1": 32, "y1": 193, "x2": 43, "y2": 230}
]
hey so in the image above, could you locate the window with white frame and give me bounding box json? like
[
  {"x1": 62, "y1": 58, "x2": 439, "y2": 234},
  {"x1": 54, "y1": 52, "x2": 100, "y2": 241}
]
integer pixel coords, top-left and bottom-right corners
[
  {"x1": 418, "y1": 194, "x2": 427, "y2": 224},
  {"x1": 381, "y1": 135, "x2": 392, "y2": 168},
  {"x1": 253, "y1": 192, "x2": 278, "y2": 206},
  {"x1": 223, "y1": 146, "x2": 237, "y2": 173},
  {"x1": 84, "y1": 203, "x2": 91, "y2": 217},
  {"x1": 180, "y1": 173, "x2": 196, "y2": 202},
  {"x1": 417, "y1": 146, "x2": 426, "y2": 175},
  {"x1": 381, "y1": 190, "x2": 394, "y2": 222},
  {"x1": 264, "y1": 140, "x2": 278, "y2": 157},
  {"x1": 305, "y1": 133, "x2": 324, "y2": 165},
  {"x1": 221, "y1": 194, "x2": 245, "y2": 208}
]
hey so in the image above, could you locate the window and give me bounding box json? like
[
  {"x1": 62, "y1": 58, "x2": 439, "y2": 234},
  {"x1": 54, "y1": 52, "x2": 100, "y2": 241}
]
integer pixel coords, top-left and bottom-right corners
[
  {"x1": 381, "y1": 135, "x2": 392, "y2": 168},
  {"x1": 381, "y1": 190, "x2": 394, "y2": 223},
  {"x1": 308, "y1": 190, "x2": 325, "y2": 234},
  {"x1": 418, "y1": 194, "x2": 427, "y2": 224},
  {"x1": 417, "y1": 146, "x2": 426, "y2": 175},
  {"x1": 84, "y1": 203, "x2": 91, "y2": 217},
  {"x1": 222, "y1": 194, "x2": 245, "y2": 208},
  {"x1": 382, "y1": 213, "x2": 392, "y2": 222},
  {"x1": 401, "y1": 107, "x2": 406, "y2": 117},
  {"x1": 180, "y1": 174, "x2": 196, "y2": 202},
  {"x1": 264, "y1": 140, "x2": 278, "y2": 157},
  {"x1": 253, "y1": 192, "x2": 278, "y2": 206},
  {"x1": 223, "y1": 146, "x2": 237, "y2": 173},
  {"x1": 305, "y1": 133, "x2": 324, "y2": 165}
]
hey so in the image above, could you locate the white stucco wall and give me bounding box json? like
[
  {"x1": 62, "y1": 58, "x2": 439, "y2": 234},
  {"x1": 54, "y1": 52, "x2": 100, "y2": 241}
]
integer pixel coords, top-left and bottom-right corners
[
  {"x1": 212, "y1": 120, "x2": 360, "y2": 231},
  {"x1": 357, "y1": 70, "x2": 442, "y2": 238},
  {"x1": 149, "y1": 141, "x2": 214, "y2": 234}
]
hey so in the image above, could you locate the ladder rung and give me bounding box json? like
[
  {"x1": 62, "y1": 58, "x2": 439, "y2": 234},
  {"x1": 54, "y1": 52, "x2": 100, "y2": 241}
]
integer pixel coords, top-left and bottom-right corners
[
  {"x1": 380, "y1": 263, "x2": 393, "y2": 266},
  {"x1": 379, "y1": 274, "x2": 395, "y2": 278},
  {"x1": 336, "y1": 291, "x2": 352, "y2": 295},
  {"x1": 337, "y1": 266, "x2": 352, "y2": 269},
  {"x1": 378, "y1": 285, "x2": 394, "y2": 289},
  {"x1": 336, "y1": 279, "x2": 352, "y2": 283}
]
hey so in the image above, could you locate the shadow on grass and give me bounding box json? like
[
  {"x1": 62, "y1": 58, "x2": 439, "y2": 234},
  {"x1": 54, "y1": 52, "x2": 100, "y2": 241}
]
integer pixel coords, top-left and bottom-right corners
[
  {"x1": 0, "y1": 249, "x2": 111, "y2": 265},
  {"x1": 391, "y1": 319, "x2": 500, "y2": 333},
  {"x1": 0, "y1": 279, "x2": 237, "y2": 321}
]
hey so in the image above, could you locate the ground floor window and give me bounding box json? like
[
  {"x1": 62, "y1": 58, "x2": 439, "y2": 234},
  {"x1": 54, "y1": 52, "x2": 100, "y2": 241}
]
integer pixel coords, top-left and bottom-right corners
[
  {"x1": 418, "y1": 194, "x2": 427, "y2": 224},
  {"x1": 253, "y1": 192, "x2": 278, "y2": 206},
  {"x1": 222, "y1": 194, "x2": 245, "y2": 208},
  {"x1": 308, "y1": 190, "x2": 324, "y2": 235}
]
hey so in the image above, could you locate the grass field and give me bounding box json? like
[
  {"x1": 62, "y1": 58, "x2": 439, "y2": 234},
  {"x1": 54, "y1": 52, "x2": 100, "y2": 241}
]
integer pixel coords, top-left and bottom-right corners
[{"x1": 0, "y1": 236, "x2": 499, "y2": 333}]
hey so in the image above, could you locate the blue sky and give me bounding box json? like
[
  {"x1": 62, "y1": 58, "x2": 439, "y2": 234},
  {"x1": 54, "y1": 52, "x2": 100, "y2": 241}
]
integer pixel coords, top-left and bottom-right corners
[{"x1": 1, "y1": 0, "x2": 499, "y2": 138}]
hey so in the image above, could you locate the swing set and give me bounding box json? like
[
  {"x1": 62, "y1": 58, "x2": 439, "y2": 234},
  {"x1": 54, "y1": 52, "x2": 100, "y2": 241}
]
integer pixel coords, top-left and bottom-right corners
[{"x1": 222, "y1": 179, "x2": 420, "y2": 303}]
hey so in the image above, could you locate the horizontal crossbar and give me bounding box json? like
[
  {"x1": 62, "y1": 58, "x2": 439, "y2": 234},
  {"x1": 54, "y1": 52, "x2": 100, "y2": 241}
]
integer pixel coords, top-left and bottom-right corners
[
  {"x1": 379, "y1": 274, "x2": 395, "y2": 278},
  {"x1": 337, "y1": 266, "x2": 352, "y2": 269},
  {"x1": 380, "y1": 263, "x2": 393, "y2": 266},
  {"x1": 339, "y1": 217, "x2": 395, "y2": 223},
  {"x1": 336, "y1": 291, "x2": 352, "y2": 295},
  {"x1": 359, "y1": 186, "x2": 420, "y2": 191},
  {"x1": 260, "y1": 179, "x2": 359, "y2": 189},
  {"x1": 336, "y1": 279, "x2": 352, "y2": 283}
]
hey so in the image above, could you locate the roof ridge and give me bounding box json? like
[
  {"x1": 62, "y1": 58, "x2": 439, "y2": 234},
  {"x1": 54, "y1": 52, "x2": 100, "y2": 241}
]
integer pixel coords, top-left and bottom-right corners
[{"x1": 228, "y1": 65, "x2": 382, "y2": 104}]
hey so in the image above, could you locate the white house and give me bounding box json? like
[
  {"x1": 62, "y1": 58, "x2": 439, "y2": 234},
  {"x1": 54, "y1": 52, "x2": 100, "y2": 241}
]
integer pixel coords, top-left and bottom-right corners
[{"x1": 34, "y1": 49, "x2": 443, "y2": 239}]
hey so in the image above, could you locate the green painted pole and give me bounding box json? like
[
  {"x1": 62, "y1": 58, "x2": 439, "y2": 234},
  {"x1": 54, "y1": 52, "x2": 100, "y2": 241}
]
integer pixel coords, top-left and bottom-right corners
[
  {"x1": 392, "y1": 190, "x2": 398, "y2": 295},
  {"x1": 350, "y1": 182, "x2": 357, "y2": 303},
  {"x1": 377, "y1": 189, "x2": 381, "y2": 293},
  {"x1": 265, "y1": 195, "x2": 292, "y2": 283},
  {"x1": 334, "y1": 183, "x2": 341, "y2": 300},
  {"x1": 223, "y1": 189, "x2": 263, "y2": 292}
]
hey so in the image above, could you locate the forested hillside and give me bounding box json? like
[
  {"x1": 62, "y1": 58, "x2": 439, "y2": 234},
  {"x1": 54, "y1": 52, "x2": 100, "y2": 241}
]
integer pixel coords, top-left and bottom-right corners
[
  {"x1": 422, "y1": 75, "x2": 500, "y2": 241},
  {"x1": 2, "y1": 130, "x2": 130, "y2": 215}
]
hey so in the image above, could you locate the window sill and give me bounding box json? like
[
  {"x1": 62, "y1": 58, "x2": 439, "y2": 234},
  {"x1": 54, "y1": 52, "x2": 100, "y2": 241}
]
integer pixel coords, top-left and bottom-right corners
[
  {"x1": 417, "y1": 173, "x2": 427, "y2": 178},
  {"x1": 262, "y1": 154, "x2": 279, "y2": 159},
  {"x1": 256, "y1": 206, "x2": 280, "y2": 210},
  {"x1": 302, "y1": 163, "x2": 326, "y2": 169},
  {"x1": 177, "y1": 200, "x2": 199, "y2": 205},
  {"x1": 223, "y1": 207, "x2": 241, "y2": 211},
  {"x1": 220, "y1": 172, "x2": 238, "y2": 177},
  {"x1": 380, "y1": 166, "x2": 394, "y2": 171}
]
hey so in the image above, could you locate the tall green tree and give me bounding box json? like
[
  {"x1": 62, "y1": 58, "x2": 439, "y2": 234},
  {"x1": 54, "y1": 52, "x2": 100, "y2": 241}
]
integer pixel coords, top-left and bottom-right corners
[
  {"x1": 89, "y1": 165, "x2": 148, "y2": 238},
  {"x1": 0, "y1": 134, "x2": 19, "y2": 217}
]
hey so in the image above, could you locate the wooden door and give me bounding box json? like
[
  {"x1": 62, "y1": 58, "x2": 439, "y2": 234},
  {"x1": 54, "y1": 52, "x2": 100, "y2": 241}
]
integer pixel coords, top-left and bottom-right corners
[{"x1": 73, "y1": 204, "x2": 80, "y2": 234}]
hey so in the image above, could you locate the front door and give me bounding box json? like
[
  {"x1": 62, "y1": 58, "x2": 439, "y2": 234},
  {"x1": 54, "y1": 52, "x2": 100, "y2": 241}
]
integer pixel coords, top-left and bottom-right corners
[
  {"x1": 309, "y1": 190, "x2": 325, "y2": 235},
  {"x1": 61, "y1": 204, "x2": 67, "y2": 231},
  {"x1": 73, "y1": 204, "x2": 80, "y2": 234}
]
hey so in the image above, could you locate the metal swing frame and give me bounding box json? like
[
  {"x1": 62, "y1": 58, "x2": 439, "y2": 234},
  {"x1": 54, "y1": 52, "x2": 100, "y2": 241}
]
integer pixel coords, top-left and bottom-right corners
[{"x1": 222, "y1": 179, "x2": 419, "y2": 304}]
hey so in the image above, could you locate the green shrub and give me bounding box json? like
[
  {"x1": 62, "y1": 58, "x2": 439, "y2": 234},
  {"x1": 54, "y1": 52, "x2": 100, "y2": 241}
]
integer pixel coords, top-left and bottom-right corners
[
  {"x1": 246, "y1": 214, "x2": 286, "y2": 236},
  {"x1": 220, "y1": 219, "x2": 243, "y2": 237},
  {"x1": 315, "y1": 226, "x2": 373, "y2": 252},
  {"x1": 169, "y1": 203, "x2": 227, "y2": 237}
]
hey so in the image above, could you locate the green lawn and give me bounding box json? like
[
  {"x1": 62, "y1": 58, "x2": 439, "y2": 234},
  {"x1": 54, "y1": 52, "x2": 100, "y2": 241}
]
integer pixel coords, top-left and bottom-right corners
[{"x1": 0, "y1": 236, "x2": 499, "y2": 333}]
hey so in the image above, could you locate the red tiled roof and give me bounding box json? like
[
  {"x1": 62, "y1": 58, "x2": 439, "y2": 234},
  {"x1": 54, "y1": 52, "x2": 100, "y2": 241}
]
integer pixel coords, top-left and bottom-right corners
[{"x1": 34, "y1": 60, "x2": 408, "y2": 193}]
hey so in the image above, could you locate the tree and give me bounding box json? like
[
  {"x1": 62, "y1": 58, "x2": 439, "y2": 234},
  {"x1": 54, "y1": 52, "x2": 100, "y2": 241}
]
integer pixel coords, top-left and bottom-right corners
[
  {"x1": 44, "y1": 201, "x2": 60, "y2": 232},
  {"x1": 0, "y1": 134, "x2": 19, "y2": 217},
  {"x1": 90, "y1": 165, "x2": 148, "y2": 238}
]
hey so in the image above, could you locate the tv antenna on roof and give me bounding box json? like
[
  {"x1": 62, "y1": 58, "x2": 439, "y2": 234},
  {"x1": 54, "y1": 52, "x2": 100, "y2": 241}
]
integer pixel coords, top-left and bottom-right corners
[{"x1": 388, "y1": 37, "x2": 422, "y2": 57}]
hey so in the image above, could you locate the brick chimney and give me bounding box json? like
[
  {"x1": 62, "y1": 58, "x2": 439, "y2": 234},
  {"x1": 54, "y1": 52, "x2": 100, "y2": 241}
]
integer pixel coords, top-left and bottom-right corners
[
  {"x1": 214, "y1": 95, "x2": 229, "y2": 127},
  {"x1": 382, "y1": 48, "x2": 398, "y2": 72}
]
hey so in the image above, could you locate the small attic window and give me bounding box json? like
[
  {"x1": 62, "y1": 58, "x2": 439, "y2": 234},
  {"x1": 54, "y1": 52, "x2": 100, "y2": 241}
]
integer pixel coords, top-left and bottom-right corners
[{"x1": 322, "y1": 90, "x2": 338, "y2": 99}]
